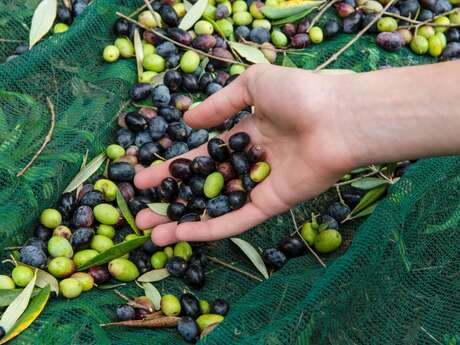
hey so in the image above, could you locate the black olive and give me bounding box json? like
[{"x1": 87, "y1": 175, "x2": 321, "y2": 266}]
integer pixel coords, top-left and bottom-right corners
[
  {"x1": 108, "y1": 162, "x2": 135, "y2": 182},
  {"x1": 125, "y1": 111, "x2": 148, "y2": 132},
  {"x1": 159, "y1": 177, "x2": 179, "y2": 202},
  {"x1": 191, "y1": 156, "x2": 215, "y2": 175},
  {"x1": 138, "y1": 142, "x2": 163, "y2": 165},
  {"x1": 167, "y1": 202, "x2": 187, "y2": 221},
  {"x1": 207, "y1": 138, "x2": 229, "y2": 162}
]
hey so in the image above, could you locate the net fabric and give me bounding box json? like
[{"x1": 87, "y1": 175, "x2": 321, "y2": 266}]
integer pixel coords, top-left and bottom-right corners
[{"x1": 0, "y1": 0, "x2": 458, "y2": 344}]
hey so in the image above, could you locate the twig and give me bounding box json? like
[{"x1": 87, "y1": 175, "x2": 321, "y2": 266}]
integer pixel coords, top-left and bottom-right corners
[
  {"x1": 3, "y1": 246, "x2": 22, "y2": 251},
  {"x1": 289, "y1": 210, "x2": 327, "y2": 267},
  {"x1": 336, "y1": 185, "x2": 346, "y2": 206},
  {"x1": 100, "y1": 317, "x2": 181, "y2": 328},
  {"x1": 16, "y1": 97, "x2": 56, "y2": 177},
  {"x1": 114, "y1": 290, "x2": 153, "y2": 311},
  {"x1": 207, "y1": 256, "x2": 263, "y2": 282},
  {"x1": 315, "y1": 0, "x2": 397, "y2": 71},
  {"x1": 0, "y1": 38, "x2": 25, "y2": 43},
  {"x1": 420, "y1": 326, "x2": 443, "y2": 345},
  {"x1": 377, "y1": 8, "x2": 460, "y2": 28},
  {"x1": 116, "y1": 12, "x2": 249, "y2": 67},
  {"x1": 128, "y1": 0, "x2": 154, "y2": 18},
  {"x1": 307, "y1": 0, "x2": 339, "y2": 33}
]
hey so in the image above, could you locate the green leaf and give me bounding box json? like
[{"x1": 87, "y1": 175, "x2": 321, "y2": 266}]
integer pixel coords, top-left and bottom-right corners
[
  {"x1": 29, "y1": 0, "x2": 57, "y2": 48},
  {"x1": 141, "y1": 283, "x2": 161, "y2": 310},
  {"x1": 134, "y1": 28, "x2": 144, "y2": 83},
  {"x1": 179, "y1": 0, "x2": 208, "y2": 30},
  {"x1": 351, "y1": 177, "x2": 388, "y2": 190},
  {"x1": 77, "y1": 235, "x2": 149, "y2": 271},
  {"x1": 272, "y1": 7, "x2": 315, "y2": 25},
  {"x1": 17, "y1": 263, "x2": 59, "y2": 296},
  {"x1": 116, "y1": 190, "x2": 140, "y2": 235},
  {"x1": 229, "y1": 42, "x2": 270, "y2": 64},
  {"x1": 137, "y1": 268, "x2": 170, "y2": 283},
  {"x1": 350, "y1": 185, "x2": 387, "y2": 216},
  {"x1": 0, "y1": 270, "x2": 37, "y2": 333},
  {"x1": 96, "y1": 283, "x2": 127, "y2": 290},
  {"x1": 0, "y1": 285, "x2": 51, "y2": 345},
  {"x1": 230, "y1": 238, "x2": 269, "y2": 280},
  {"x1": 350, "y1": 202, "x2": 378, "y2": 219},
  {"x1": 63, "y1": 153, "x2": 106, "y2": 193},
  {"x1": 282, "y1": 54, "x2": 297, "y2": 67},
  {"x1": 386, "y1": 162, "x2": 398, "y2": 177},
  {"x1": 0, "y1": 289, "x2": 41, "y2": 308},
  {"x1": 350, "y1": 166, "x2": 371, "y2": 174},
  {"x1": 147, "y1": 203, "x2": 170, "y2": 216}
]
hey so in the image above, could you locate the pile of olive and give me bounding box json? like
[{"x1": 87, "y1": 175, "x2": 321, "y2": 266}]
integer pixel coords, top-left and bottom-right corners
[{"x1": 115, "y1": 292, "x2": 228, "y2": 343}]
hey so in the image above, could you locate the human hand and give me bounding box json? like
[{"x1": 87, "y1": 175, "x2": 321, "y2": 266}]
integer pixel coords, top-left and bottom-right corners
[{"x1": 134, "y1": 64, "x2": 354, "y2": 246}]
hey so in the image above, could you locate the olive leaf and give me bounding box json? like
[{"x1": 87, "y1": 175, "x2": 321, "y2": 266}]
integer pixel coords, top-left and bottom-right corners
[
  {"x1": 150, "y1": 71, "x2": 166, "y2": 86},
  {"x1": 0, "y1": 270, "x2": 37, "y2": 333},
  {"x1": 385, "y1": 162, "x2": 398, "y2": 177},
  {"x1": 147, "y1": 203, "x2": 170, "y2": 216},
  {"x1": 230, "y1": 238, "x2": 269, "y2": 280},
  {"x1": 350, "y1": 166, "x2": 371, "y2": 174},
  {"x1": 137, "y1": 268, "x2": 170, "y2": 283},
  {"x1": 96, "y1": 283, "x2": 127, "y2": 290},
  {"x1": 351, "y1": 177, "x2": 387, "y2": 190},
  {"x1": 282, "y1": 53, "x2": 297, "y2": 68},
  {"x1": 178, "y1": 0, "x2": 208, "y2": 31},
  {"x1": 350, "y1": 185, "x2": 387, "y2": 216},
  {"x1": 116, "y1": 190, "x2": 140, "y2": 235},
  {"x1": 271, "y1": 7, "x2": 315, "y2": 25},
  {"x1": 142, "y1": 283, "x2": 161, "y2": 310},
  {"x1": 63, "y1": 153, "x2": 106, "y2": 193},
  {"x1": 77, "y1": 235, "x2": 149, "y2": 271},
  {"x1": 0, "y1": 289, "x2": 41, "y2": 308},
  {"x1": 229, "y1": 42, "x2": 270, "y2": 64},
  {"x1": 183, "y1": 0, "x2": 193, "y2": 11},
  {"x1": 349, "y1": 202, "x2": 378, "y2": 220},
  {"x1": 0, "y1": 285, "x2": 51, "y2": 345},
  {"x1": 29, "y1": 0, "x2": 58, "y2": 48},
  {"x1": 134, "y1": 29, "x2": 144, "y2": 83}
]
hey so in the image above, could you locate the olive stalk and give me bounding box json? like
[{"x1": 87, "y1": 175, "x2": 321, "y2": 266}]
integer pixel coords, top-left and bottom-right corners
[
  {"x1": 116, "y1": 13, "x2": 250, "y2": 67},
  {"x1": 114, "y1": 290, "x2": 153, "y2": 311},
  {"x1": 307, "y1": 0, "x2": 340, "y2": 33},
  {"x1": 315, "y1": 0, "x2": 397, "y2": 71},
  {"x1": 207, "y1": 256, "x2": 264, "y2": 282},
  {"x1": 371, "y1": 8, "x2": 460, "y2": 28}
]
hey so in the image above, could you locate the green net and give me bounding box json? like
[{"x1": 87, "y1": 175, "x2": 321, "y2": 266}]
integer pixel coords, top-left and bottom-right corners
[{"x1": 0, "y1": 0, "x2": 458, "y2": 344}]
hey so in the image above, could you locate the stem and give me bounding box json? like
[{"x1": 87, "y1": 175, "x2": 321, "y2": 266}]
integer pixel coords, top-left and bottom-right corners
[
  {"x1": 114, "y1": 290, "x2": 153, "y2": 311},
  {"x1": 128, "y1": 0, "x2": 154, "y2": 18},
  {"x1": 374, "y1": 9, "x2": 460, "y2": 27},
  {"x1": 315, "y1": 0, "x2": 397, "y2": 71},
  {"x1": 16, "y1": 97, "x2": 56, "y2": 177},
  {"x1": 336, "y1": 185, "x2": 346, "y2": 206},
  {"x1": 207, "y1": 256, "x2": 263, "y2": 282},
  {"x1": 143, "y1": 0, "x2": 161, "y2": 28},
  {"x1": 289, "y1": 210, "x2": 327, "y2": 268},
  {"x1": 116, "y1": 13, "x2": 249, "y2": 67},
  {"x1": 307, "y1": 0, "x2": 339, "y2": 33},
  {"x1": 100, "y1": 317, "x2": 181, "y2": 328},
  {"x1": 0, "y1": 39, "x2": 25, "y2": 43}
]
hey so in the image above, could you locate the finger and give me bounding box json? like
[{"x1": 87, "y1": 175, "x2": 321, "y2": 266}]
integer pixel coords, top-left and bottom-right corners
[
  {"x1": 151, "y1": 203, "x2": 268, "y2": 246},
  {"x1": 136, "y1": 208, "x2": 170, "y2": 229},
  {"x1": 184, "y1": 71, "x2": 252, "y2": 129}
]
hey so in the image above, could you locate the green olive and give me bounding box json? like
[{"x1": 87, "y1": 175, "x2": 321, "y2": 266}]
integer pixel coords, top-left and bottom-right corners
[
  {"x1": 271, "y1": 30, "x2": 288, "y2": 48},
  {"x1": 59, "y1": 278, "x2": 82, "y2": 299},
  {"x1": 53, "y1": 225, "x2": 72, "y2": 240},
  {"x1": 93, "y1": 203, "x2": 120, "y2": 225},
  {"x1": 252, "y1": 19, "x2": 271, "y2": 31},
  {"x1": 300, "y1": 222, "x2": 318, "y2": 246},
  {"x1": 230, "y1": 64, "x2": 246, "y2": 75},
  {"x1": 180, "y1": 50, "x2": 201, "y2": 73},
  {"x1": 0, "y1": 275, "x2": 15, "y2": 289},
  {"x1": 249, "y1": 1, "x2": 265, "y2": 19},
  {"x1": 216, "y1": 19, "x2": 234, "y2": 37},
  {"x1": 114, "y1": 37, "x2": 135, "y2": 58},
  {"x1": 143, "y1": 42, "x2": 156, "y2": 56},
  {"x1": 449, "y1": 10, "x2": 460, "y2": 25},
  {"x1": 53, "y1": 23, "x2": 69, "y2": 33},
  {"x1": 313, "y1": 229, "x2": 342, "y2": 253},
  {"x1": 418, "y1": 25, "x2": 435, "y2": 39},
  {"x1": 12, "y1": 266, "x2": 34, "y2": 287},
  {"x1": 249, "y1": 161, "x2": 271, "y2": 182},
  {"x1": 173, "y1": 241, "x2": 193, "y2": 261},
  {"x1": 199, "y1": 300, "x2": 211, "y2": 314},
  {"x1": 435, "y1": 32, "x2": 446, "y2": 49},
  {"x1": 103, "y1": 45, "x2": 120, "y2": 63},
  {"x1": 40, "y1": 208, "x2": 62, "y2": 229},
  {"x1": 161, "y1": 294, "x2": 181, "y2": 316},
  {"x1": 410, "y1": 35, "x2": 429, "y2": 55},
  {"x1": 362, "y1": 0, "x2": 383, "y2": 13},
  {"x1": 233, "y1": 0, "x2": 248, "y2": 12},
  {"x1": 428, "y1": 35, "x2": 443, "y2": 57},
  {"x1": 138, "y1": 10, "x2": 158, "y2": 29},
  {"x1": 143, "y1": 53, "x2": 166, "y2": 72},
  {"x1": 204, "y1": 172, "x2": 225, "y2": 198},
  {"x1": 194, "y1": 20, "x2": 214, "y2": 35},
  {"x1": 377, "y1": 17, "x2": 398, "y2": 32},
  {"x1": 91, "y1": 235, "x2": 114, "y2": 252},
  {"x1": 96, "y1": 224, "x2": 116, "y2": 239},
  {"x1": 173, "y1": 3, "x2": 186, "y2": 17},
  {"x1": 140, "y1": 71, "x2": 158, "y2": 83},
  {"x1": 233, "y1": 11, "x2": 253, "y2": 26},
  {"x1": 164, "y1": 246, "x2": 174, "y2": 259},
  {"x1": 106, "y1": 144, "x2": 125, "y2": 161},
  {"x1": 196, "y1": 314, "x2": 224, "y2": 332},
  {"x1": 108, "y1": 258, "x2": 139, "y2": 282},
  {"x1": 48, "y1": 257, "x2": 76, "y2": 278},
  {"x1": 204, "y1": 5, "x2": 217, "y2": 19},
  {"x1": 151, "y1": 251, "x2": 168, "y2": 269},
  {"x1": 434, "y1": 16, "x2": 450, "y2": 33},
  {"x1": 48, "y1": 236, "x2": 73, "y2": 258},
  {"x1": 73, "y1": 249, "x2": 99, "y2": 268},
  {"x1": 71, "y1": 272, "x2": 94, "y2": 291},
  {"x1": 94, "y1": 179, "x2": 118, "y2": 201}
]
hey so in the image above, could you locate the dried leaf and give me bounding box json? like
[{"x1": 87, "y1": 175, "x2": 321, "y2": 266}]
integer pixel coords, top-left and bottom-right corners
[
  {"x1": 0, "y1": 289, "x2": 41, "y2": 308},
  {"x1": 0, "y1": 270, "x2": 37, "y2": 333},
  {"x1": 351, "y1": 177, "x2": 387, "y2": 190},
  {"x1": 179, "y1": 0, "x2": 208, "y2": 31},
  {"x1": 137, "y1": 268, "x2": 170, "y2": 283},
  {"x1": 29, "y1": 0, "x2": 58, "y2": 48},
  {"x1": 96, "y1": 283, "x2": 127, "y2": 290},
  {"x1": 351, "y1": 185, "x2": 387, "y2": 216},
  {"x1": 230, "y1": 238, "x2": 269, "y2": 280},
  {"x1": 63, "y1": 153, "x2": 106, "y2": 193},
  {"x1": 282, "y1": 54, "x2": 297, "y2": 68},
  {"x1": 316, "y1": 69, "x2": 356, "y2": 75},
  {"x1": 142, "y1": 283, "x2": 161, "y2": 310},
  {"x1": 147, "y1": 203, "x2": 170, "y2": 216},
  {"x1": 35, "y1": 268, "x2": 59, "y2": 296},
  {"x1": 116, "y1": 190, "x2": 140, "y2": 235},
  {"x1": 0, "y1": 286, "x2": 51, "y2": 345},
  {"x1": 134, "y1": 29, "x2": 144, "y2": 83},
  {"x1": 229, "y1": 42, "x2": 269, "y2": 64}
]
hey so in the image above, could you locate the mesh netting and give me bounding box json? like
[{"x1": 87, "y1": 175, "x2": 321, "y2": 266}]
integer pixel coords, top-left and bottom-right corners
[{"x1": 0, "y1": 0, "x2": 458, "y2": 344}]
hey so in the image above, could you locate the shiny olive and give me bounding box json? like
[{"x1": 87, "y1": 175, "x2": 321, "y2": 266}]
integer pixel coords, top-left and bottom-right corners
[
  {"x1": 278, "y1": 236, "x2": 305, "y2": 258},
  {"x1": 181, "y1": 73, "x2": 199, "y2": 92},
  {"x1": 228, "y1": 191, "x2": 247, "y2": 209},
  {"x1": 164, "y1": 70, "x2": 183, "y2": 92},
  {"x1": 166, "y1": 256, "x2": 188, "y2": 277},
  {"x1": 139, "y1": 142, "x2": 163, "y2": 165},
  {"x1": 160, "y1": 4, "x2": 179, "y2": 26},
  {"x1": 291, "y1": 33, "x2": 310, "y2": 48},
  {"x1": 207, "y1": 195, "x2": 231, "y2": 217},
  {"x1": 192, "y1": 34, "x2": 217, "y2": 52},
  {"x1": 159, "y1": 177, "x2": 179, "y2": 202},
  {"x1": 207, "y1": 138, "x2": 229, "y2": 162},
  {"x1": 88, "y1": 266, "x2": 111, "y2": 284},
  {"x1": 216, "y1": 162, "x2": 235, "y2": 181},
  {"x1": 189, "y1": 176, "x2": 206, "y2": 196},
  {"x1": 185, "y1": 264, "x2": 205, "y2": 287},
  {"x1": 178, "y1": 213, "x2": 201, "y2": 223},
  {"x1": 165, "y1": 142, "x2": 189, "y2": 159},
  {"x1": 108, "y1": 162, "x2": 135, "y2": 182},
  {"x1": 191, "y1": 156, "x2": 215, "y2": 175},
  {"x1": 161, "y1": 294, "x2": 181, "y2": 316},
  {"x1": 72, "y1": 205, "x2": 94, "y2": 228},
  {"x1": 169, "y1": 158, "x2": 193, "y2": 180},
  {"x1": 167, "y1": 202, "x2": 187, "y2": 221},
  {"x1": 167, "y1": 27, "x2": 192, "y2": 45}
]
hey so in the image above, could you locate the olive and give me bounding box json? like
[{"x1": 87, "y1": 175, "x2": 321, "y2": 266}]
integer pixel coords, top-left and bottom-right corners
[
  {"x1": 92, "y1": 179, "x2": 117, "y2": 202},
  {"x1": 103, "y1": 45, "x2": 120, "y2": 62},
  {"x1": 227, "y1": 191, "x2": 247, "y2": 210},
  {"x1": 151, "y1": 251, "x2": 168, "y2": 269},
  {"x1": 20, "y1": 245, "x2": 47, "y2": 268},
  {"x1": 159, "y1": 177, "x2": 179, "y2": 202},
  {"x1": 196, "y1": 314, "x2": 224, "y2": 332},
  {"x1": 129, "y1": 250, "x2": 152, "y2": 274},
  {"x1": 324, "y1": 20, "x2": 341, "y2": 38},
  {"x1": 189, "y1": 156, "x2": 214, "y2": 176},
  {"x1": 114, "y1": 37, "x2": 134, "y2": 58},
  {"x1": 34, "y1": 224, "x2": 53, "y2": 243},
  {"x1": 152, "y1": 85, "x2": 171, "y2": 107},
  {"x1": 57, "y1": 6, "x2": 73, "y2": 25},
  {"x1": 143, "y1": 53, "x2": 166, "y2": 72},
  {"x1": 235, "y1": 25, "x2": 251, "y2": 40},
  {"x1": 59, "y1": 278, "x2": 82, "y2": 299},
  {"x1": 319, "y1": 214, "x2": 340, "y2": 230},
  {"x1": 93, "y1": 203, "x2": 120, "y2": 226},
  {"x1": 248, "y1": 0, "x2": 264, "y2": 18},
  {"x1": 143, "y1": 28, "x2": 166, "y2": 46},
  {"x1": 429, "y1": 34, "x2": 444, "y2": 56},
  {"x1": 71, "y1": 205, "x2": 93, "y2": 228},
  {"x1": 178, "y1": 213, "x2": 201, "y2": 223},
  {"x1": 167, "y1": 121, "x2": 189, "y2": 141},
  {"x1": 160, "y1": 4, "x2": 179, "y2": 26},
  {"x1": 434, "y1": 16, "x2": 450, "y2": 33},
  {"x1": 138, "y1": 10, "x2": 158, "y2": 28},
  {"x1": 108, "y1": 258, "x2": 139, "y2": 282},
  {"x1": 69, "y1": 227, "x2": 94, "y2": 250},
  {"x1": 174, "y1": 241, "x2": 193, "y2": 261},
  {"x1": 179, "y1": 183, "x2": 194, "y2": 201},
  {"x1": 78, "y1": 191, "x2": 103, "y2": 209},
  {"x1": 72, "y1": 0, "x2": 87, "y2": 17},
  {"x1": 361, "y1": 14, "x2": 378, "y2": 33},
  {"x1": 419, "y1": 25, "x2": 435, "y2": 39},
  {"x1": 138, "y1": 142, "x2": 163, "y2": 165},
  {"x1": 167, "y1": 202, "x2": 187, "y2": 221},
  {"x1": 180, "y1": 293, "x2": 201, "y2": 318},
  {"x1": 187, "y1": 196, "x2": 207, "y2": 213},
  {"x1": 165, "y1": 142, "x2": 189, "y2": 159},
  {"x1": 376, "y1": 31, "x2": 405, "y2": 51},
  {"x1": 166, "y1": 256, "x2": 188, "y2": 277},
  {"x1": 248, "y1": 27, "x2": 269, "y2": 44},
  {"x1": 184, "y1": 264, "x2": 205, "y2": 288},
  {"x1": 397, "y1": 28, "x2": 413, "y2": 44},
  {"x1": 91, "y1": 234, "x2": 114, "y2": 252},
  {"x1": 343, "y1": 12, "x2": 362, "y2": 33},
  {"x1": 125, "y1": 111, "x2": 148, "y2": 132},
  {"x1": 230, "y1": 152, "x2": 250, "y2": 175},
  {"x1": 314, "y1": 229, "x2": 342, "y2": 253},
  {"x1": 327, "y1": 202, "x2": 351, "y2": 222},
  {"x1": 88, "y1": 265, "x2": 111, "y2": 284},
  {"x1": 167, "y1": 28, "x2": 192, "y2": 45},
  {"x1": 161, "y1": 294, "x2": 181, "y2": 316},
  {"x1": 158, "y1": 105, "x2": 181, "y2": 123},
  {"x1": 25, "y1": 237, "x2": 47, "y2": 252},
  {"x1": 117, "y1": 304, "x2": 136, "y2": 321},
  {"x1": 113, "y1": 18, "x2": 130, "y2": 36},
  {"x1": 300, "y1": 222, "x2": 318, "y2": 245},
  {"x1": 73, "y1": 249, "x2": 98, "y2": 268},
  {"x1": 419, "y1": 9, "x2": 434, "y2": 21},
  {"x1": 181, "y1": 73, "x2": 199, "y2": 92},
  {"x1": 377, "y1": 17, "x2": 398, "y2": 32},
  {"x1": 148, "y1": 117, "x2": 168, "y2": 141},
  {"x1": 263, "y1": 248, "x2": 287, "y2": 269},
  {"x1": 211, "y1": 299, "x2": 229, "y2": 316},
  {"x1": 70, "y1": 272, "x2": 93, "y2": 292},
  {"x1": 440, "y1": 42, "x2": 460, "y2": 60},
  {"x1": 207, "y1": 195, "x2": 231, "y2": 217},
  {"x1": 115, "y1": 128, "x2": 135, "y2": 148},
  {"x1": 334, "y1": 2, "x2": 354, "y2": 17},
  {"x1": 278, "y1": 236, "x2": 306, "y2": 258},
  {"x1": 207, "y1": 138, "x2": 229, "y2": 162},
  {"x1": 174, "y1": 94, "x2": 193, "y2": 111},
  {"x1": 169, "y1": 158, "x2": 192, "y2": 180},
  {"x1": 434, "y1": 0, "x2": 452, "y2": 14},
  {"x1": 126, "y1": 197, "x2": 147, "y2": 216},
  {"x1": 106, "y1": 144, "x2": 125, "y2": 161},
  {"x1": 214, "y1": 162, "x2": 234, "y2": 182},
  {"x1": 48, "y1": 257, "x2": 76, "y2": 279},
  {"x1": 446, "y1": 28, "x2": 460, "y2": 42},
  {"x1": 281, "y1": 23, "x2": 296, "y2": 38},
  {"x1": 180, "y1": 50, "x2": 200, "y2": 74},
  {"x1": 47, "y1": 236, "x2": 73, "y2": 258},
  {"x1": 189, "y1": 175, "x2": 206, "y2": 196},
  {"x1": 40, "y1": 208, "x2": 62, "y2": 229},
  {"x1": 210, "y1": 47, "x2": 233, "y2": 67},
  {"x1": 0, "y1": 275, "x2": 15, "y2": 289},
  {"x1": 227, "y1": 132, "x2": 249, "y2": 151},
  {"x1": 291, "y1": 33, "x2": 310, "y2": 48},
  {"x1": 58, "y1": 193, "x2": 77, "y2": 220},
  {"x1": 163, "y1": 70, "x2": 183, "y2": 92},
  {"x1": 187, "y1": 129, "x2": 209, "y2": 149},
  {"x1": 249, "y1": 161, "x2": 271, "y2": 182},
  {"x1": 204, "y1": 172, "x2": 225, "y2": 198},
  {"x1": 192, "y1": 34, "x2": 217, "y2": 52},
  {"x1": 224, "y1": 179, "x2": 245, "y2": 194},
  {"x1": 215, "y1": 3, "x2": 230, "y2": 19}
]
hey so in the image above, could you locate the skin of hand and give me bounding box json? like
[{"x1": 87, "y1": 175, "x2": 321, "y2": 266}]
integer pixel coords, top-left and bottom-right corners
[{"x1": 134, "y1": 61, "x2": 460, "y2": 246}]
